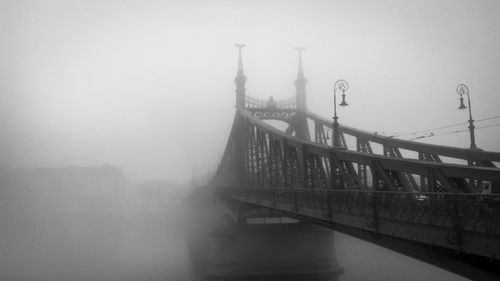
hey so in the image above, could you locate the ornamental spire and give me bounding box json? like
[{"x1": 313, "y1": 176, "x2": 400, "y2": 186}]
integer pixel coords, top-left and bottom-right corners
[
  {"x1": 296, "y1": 47, "x2": 305, "y2": 78},
  {"x1": 235, "y1": 43, "x2": 245, "y2": 75},
  {"x1": 234, "y1": 44, "x2": 247, "y2": 108},
  {"x1": 295, "y1": 47, "x2": 307, "y2": 110}
]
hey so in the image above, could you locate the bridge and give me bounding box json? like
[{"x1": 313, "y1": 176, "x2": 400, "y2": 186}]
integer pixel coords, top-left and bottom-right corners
[{"x1": 210, "y1": 46, "x2": 500, "y2": 280}]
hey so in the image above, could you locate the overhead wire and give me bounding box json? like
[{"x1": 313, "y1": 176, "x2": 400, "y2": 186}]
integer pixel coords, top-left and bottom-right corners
[
  {"x1": 385, "y1": 115, "x2": 500, "y2": 138},
  {"x1": 390, "y1": 121, "x2": 467, "y2": 137},
  {"x1": 476, "y1": 115, "x2": 500, "y2": 122},
  {"x1": 408, "y1": 123, "x2": 500, "y2": 140}
]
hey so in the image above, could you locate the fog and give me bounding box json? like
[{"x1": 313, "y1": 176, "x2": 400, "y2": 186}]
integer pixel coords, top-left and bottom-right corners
[
  {"x1": 1, "y1": 0, "x2": 499, "y2": 182},
  {"x1": 0, "y1": 167, "x2": 194, "y2": 281},
  {"x1": 0, "y1": 1, "x2": 498, "y2": 280}
]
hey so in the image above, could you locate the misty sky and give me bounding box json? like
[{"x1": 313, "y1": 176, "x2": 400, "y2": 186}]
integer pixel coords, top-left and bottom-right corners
[{"x1": 1, "y1": 0, "x2": 499, "y2": 182}]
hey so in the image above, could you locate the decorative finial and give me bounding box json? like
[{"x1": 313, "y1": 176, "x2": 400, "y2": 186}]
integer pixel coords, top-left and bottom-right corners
[
  {"x1": 335, "y1": 79, "x2": 349, "y2": 93},
  {"x1": 456, "y1": 84, "x2": 469, "y2": 97}
]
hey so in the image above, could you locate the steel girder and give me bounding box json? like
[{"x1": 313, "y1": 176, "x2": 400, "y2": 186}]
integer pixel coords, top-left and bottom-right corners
[{"x1": 305, "y1": 110, "x2": 500, "y2": 167}]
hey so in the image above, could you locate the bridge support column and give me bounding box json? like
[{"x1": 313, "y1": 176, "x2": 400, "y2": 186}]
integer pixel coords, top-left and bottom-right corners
[{"x1": 206, "y1": 205, "x2": 343, "y2": 280}]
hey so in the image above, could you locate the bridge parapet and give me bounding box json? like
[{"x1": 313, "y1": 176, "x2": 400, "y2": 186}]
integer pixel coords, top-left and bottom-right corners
[{"x1": 245, "y1": 95, "x2": 297, "y2": 110}]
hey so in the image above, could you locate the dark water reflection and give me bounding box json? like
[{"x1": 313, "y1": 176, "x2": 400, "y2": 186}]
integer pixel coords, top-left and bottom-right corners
[{"x1": 0, "y1": 172, "x2": 467, "y2": 281}]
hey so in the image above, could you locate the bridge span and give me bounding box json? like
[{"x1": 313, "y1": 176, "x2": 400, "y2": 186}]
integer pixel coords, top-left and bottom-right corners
[{"x1": 210, "y1": 46, "x2": 500, "y2": 280}]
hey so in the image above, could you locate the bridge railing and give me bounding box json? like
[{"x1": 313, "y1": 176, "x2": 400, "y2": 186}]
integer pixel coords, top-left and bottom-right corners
[{"x1": 220, "y1": 187, "x2": 500, "y2": 235}]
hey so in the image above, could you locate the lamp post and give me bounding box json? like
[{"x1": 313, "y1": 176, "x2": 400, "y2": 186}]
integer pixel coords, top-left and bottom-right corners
[
  {"x1": 333, "y1": 79, "x2": 349, "y2": 148},
  {"x1": 456, "y1": 83, "x2": 477, "y2": 149}
]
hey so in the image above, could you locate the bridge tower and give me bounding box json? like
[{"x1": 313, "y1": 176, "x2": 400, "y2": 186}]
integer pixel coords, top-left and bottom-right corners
[
  {"x1": 201, "y1": 46, "x2": 342, "y2": 280},
  {"x1": 293, "y1": 47, "x2": 311, "y2": 140}
]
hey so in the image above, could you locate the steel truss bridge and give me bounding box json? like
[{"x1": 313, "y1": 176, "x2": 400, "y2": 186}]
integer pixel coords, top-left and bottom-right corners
[{"x1": 211, "y1": 47, "x2": 500, "y2": 280}]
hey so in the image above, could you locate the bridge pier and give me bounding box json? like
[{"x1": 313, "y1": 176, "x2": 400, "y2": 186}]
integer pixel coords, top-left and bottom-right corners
[{"x1": 205, "y1": 203, "x2": 343, "y2": 280}]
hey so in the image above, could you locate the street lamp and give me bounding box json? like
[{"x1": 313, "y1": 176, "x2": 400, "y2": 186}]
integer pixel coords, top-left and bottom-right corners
[
  {"x1": 333, "y1": 79, "x2": 349, "y2": 148},
  {"x1": 456, "y1": 83, "x2": 477, "y2": 149}
]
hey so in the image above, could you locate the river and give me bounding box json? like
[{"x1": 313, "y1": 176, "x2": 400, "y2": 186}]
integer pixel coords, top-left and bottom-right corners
[{"x1": 0, "y1": 173, "x2": 467, "y2": 281}]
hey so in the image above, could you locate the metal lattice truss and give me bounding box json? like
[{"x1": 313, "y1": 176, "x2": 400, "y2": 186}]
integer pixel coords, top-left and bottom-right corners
[{"x1": 215, "y1": 109, "x2": 500, "y2": 193}]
